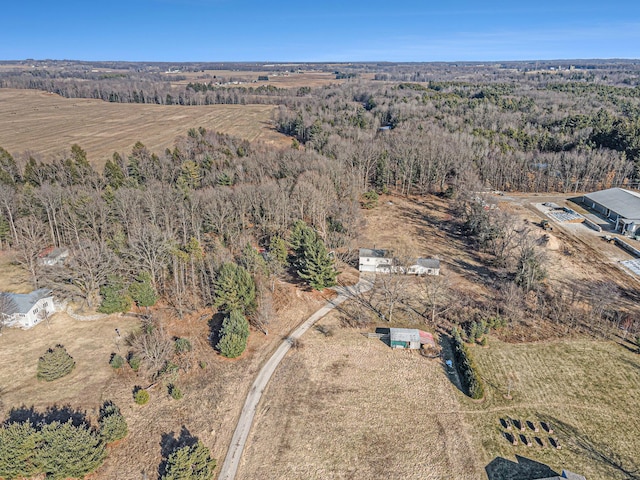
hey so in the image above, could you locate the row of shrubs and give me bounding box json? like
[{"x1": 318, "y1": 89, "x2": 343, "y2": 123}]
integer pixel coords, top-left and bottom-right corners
[
  {"x1": 451, "y1": 329, "x2": 485, "y2": 400},
  {"x1": 0, "y1": 402, "x2": 127, "y2": 479}
]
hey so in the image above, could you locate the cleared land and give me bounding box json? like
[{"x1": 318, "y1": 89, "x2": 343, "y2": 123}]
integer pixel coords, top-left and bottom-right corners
[
  {"x1": 237, "y1": 194, "x2": 640, "y2": 479},
  {"x1": 240, "y1": 313, "x2": 482, "y2": 480},
  {"x1": 0, "y1": 88, "x2": 288, "y2": 168},
  {"x1": 172, "y1": 70, "x2": 358, "y2": 89},
  {"x1": 241, "y1": 322, "x2": 640, "y2": 480},
  {"x1": 469, "y1": 337, "x2": 640, "y2": 480},
  {"x1": 0, "y1": 251, "x2": 31, "y2": 294}
]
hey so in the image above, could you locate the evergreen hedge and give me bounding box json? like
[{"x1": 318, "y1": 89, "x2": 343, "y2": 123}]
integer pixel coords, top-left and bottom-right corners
[{"x1": 452, "y1": 332, "x2": 485, "y2": 400}]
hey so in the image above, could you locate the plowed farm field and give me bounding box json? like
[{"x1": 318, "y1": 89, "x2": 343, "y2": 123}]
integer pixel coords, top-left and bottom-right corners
[{"x1": 0, "y1": 88, "x2": 288, "y2": 167}]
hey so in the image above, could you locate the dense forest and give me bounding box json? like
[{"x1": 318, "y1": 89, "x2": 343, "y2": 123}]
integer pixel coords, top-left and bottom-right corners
[{"x1": 1, "y1": 60, "x2": 639, "y2": 333}]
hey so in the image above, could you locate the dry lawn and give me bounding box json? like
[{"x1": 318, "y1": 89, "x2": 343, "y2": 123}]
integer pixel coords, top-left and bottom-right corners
[
  {"x1": 240, "y1": 313, "x2": 482, "y2": 480},
  {"x1": 0, "y1": 311, "x2": 139, "y2": 414},
  {"x1": 239, "y1": 321, "x2": 640, "y2": 480},
  {"x1": 0, "y1": 279, "x2": 329, "y2": 479},
  {"x1": 0, "y1": 88, "x2": 288, "y2": 168},
  {"x1": 359, "y1": 193, "x2": 494, "y2": 300},
  {"x1": 468, "y1": 338, "x2": 640, "y2": 480},
  {"x1": 0, "y1": 251, "x2": 31, "y2": 293}
]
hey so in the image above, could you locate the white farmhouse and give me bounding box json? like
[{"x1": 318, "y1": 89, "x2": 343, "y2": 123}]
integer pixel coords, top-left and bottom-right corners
[
  {"x1": 407, "y1": 258, "x2": 440, "y2": 276},
  {"x1": 0, "y1": 289, "x2": 54, "y2": 329},
  {"x1": 359, "y1": 248, "x2": 393, "y2": 273}
]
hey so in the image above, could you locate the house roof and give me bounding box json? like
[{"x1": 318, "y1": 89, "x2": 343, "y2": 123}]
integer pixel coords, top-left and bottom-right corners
[
  {"x1": 0, "y1": 289, "x2": 52, "y2": 315},
  {"x1": 415, "y1": 258, "x2": 440, "y2": 269},
  {"x1": 389, "y1": 328, "x2": 420, "y2": 343},
  {"x1": 359, "y1": 248, "x2": 389, "y2": 258},
  {"x1": 584, "y1": 188, "x2": 640, "y2": 220}
]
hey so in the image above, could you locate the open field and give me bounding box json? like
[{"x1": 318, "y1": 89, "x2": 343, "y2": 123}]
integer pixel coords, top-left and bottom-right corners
[
  {"x1": 469, "y1": 337, "x2": 640, "y2": 480},
  {"x1": 0, "y1": 88, "x2": 288, "y2": 168},
  {"x1": 241, "y1": 322, "x2": 640, "y2": 480},
  {"x1": 171, "y1": 70, "x2": 361, "y2": 89},
  {"x1": 240, "y1": 313, "x2": 482, "y2": 479}
]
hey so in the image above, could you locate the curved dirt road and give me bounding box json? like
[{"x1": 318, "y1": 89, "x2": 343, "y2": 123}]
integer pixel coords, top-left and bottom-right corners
[{"x1": 218, "y1": 278, "x2": 373, "y2": 480}]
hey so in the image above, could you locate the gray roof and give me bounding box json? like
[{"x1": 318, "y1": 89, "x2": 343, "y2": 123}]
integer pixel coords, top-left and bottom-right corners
[
  {"x1": 389, "y1": 328, "x2": 420, "y2": 342},
  {"x1": 359, "y1": 248, "x2": 389, "y2": 258},
  {"x1": 0, "y1": 289, "x2": 52, "y2": 315},
  {"x1": 584, "y1": 188, "x2": 640, "y2": 220},
  {"x1": 416, "y1": 258, "x2": 440, "y2": 269}
]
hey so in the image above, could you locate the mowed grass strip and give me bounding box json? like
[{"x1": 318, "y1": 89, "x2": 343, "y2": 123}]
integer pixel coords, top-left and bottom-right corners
[
  {"x1": 467, "y1": 338, "x2": 640, "y2": 480},
  {"x1": 0, "y1": 88, "x2": 288, "y2": 168},
  {"x1": 239, "y1": 315, "x2": 482, "y2": 480}
]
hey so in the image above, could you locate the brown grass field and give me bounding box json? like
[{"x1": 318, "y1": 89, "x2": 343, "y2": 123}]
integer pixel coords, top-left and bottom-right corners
[
  {"x1": 172, "y1": 69, "x2": 358, "y2": 89},
  {"x1": 240, "y1": 313, "x2": 482, "y2": 479},
  {"x1": 469, "y1": 337, "x2": 640, "y2": 480},
  {"x1": 0, "y1": 251, "x2": 31, "y2": 294},
  {"x1": 240, "y1": 319, "x2": 640, "y2": 480},
  {"x1": 0, "y1": 88, "x2": 288, "y2": 168},
  {"x1": 237, "y1": 194, "x2": 640, "y2": 480}
]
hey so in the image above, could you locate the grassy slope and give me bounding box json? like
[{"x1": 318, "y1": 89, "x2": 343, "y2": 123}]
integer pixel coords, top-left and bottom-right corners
[{"x1": 468, "y1": 337, "x2": 640, "y2": 480}]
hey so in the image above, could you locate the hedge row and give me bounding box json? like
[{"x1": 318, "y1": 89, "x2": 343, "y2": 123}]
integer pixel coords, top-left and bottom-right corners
[{"x1": 452, "y1": 332, "x2": 485, "y2": 400}]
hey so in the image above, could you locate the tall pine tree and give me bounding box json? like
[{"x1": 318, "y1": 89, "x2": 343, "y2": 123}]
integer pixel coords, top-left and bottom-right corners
[{"x1": 297, "y1": 235, "x2": 337, "y2": 290}]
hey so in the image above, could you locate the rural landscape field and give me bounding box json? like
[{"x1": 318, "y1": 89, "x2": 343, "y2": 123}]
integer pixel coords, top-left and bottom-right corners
[
  {"x1": 0, "y1": 88, "x2": 288, "y2": 167},
  {"x1": 1, "y1": 57, "x2": 640, "y2": 480}
]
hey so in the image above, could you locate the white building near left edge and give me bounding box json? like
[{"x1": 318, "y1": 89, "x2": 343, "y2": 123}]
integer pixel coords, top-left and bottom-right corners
[{"x1": 0, "y1": 289, "x2": 55, "y2": 329}]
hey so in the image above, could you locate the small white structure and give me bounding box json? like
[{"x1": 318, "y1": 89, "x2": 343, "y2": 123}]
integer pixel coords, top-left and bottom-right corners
[
  {"x1": 0, "y1": 289, "x2": 54, "y2": 329},
  {"x1": 407, "y1": 258, "x2": 440, "y2": 276},
  {"x1": 360, "y1": 248, "x2": 440, "y2": 275},
  {"x1": 38, "y1": 247, "x2": 69, "y2": 266},
  {"x1": 359, "y1": 248, "x2": 393, "y2": 273}
]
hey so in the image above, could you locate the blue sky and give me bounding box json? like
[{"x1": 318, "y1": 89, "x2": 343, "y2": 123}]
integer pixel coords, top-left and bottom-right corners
[{"x1": 2, "y1": 0, "x2": 639, "y2": 61}]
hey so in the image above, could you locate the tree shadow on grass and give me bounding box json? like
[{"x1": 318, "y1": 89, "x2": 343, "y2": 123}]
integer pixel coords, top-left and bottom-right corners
[
  {"x1": 208, "y1": 312, "x2": 226, "y2": 350},
  {"x1": 4, "y1": 404, "x2": 89, "y2": 428},
  {"x1": 158, "y1": 425, "x2": 200, "y2": 477}
]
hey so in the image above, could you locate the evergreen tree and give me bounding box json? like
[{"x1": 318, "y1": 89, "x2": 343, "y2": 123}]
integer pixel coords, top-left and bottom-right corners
[
  {"x1": 129, "y1": 271, "x2": 158, "y2": 311},
  {"x1": 23, "y1": 156, "x2": 40, "y2": 186},
  {"x1": 37, "y1": 345, "x2": 75, "y2": 381},
  {"x1": 103, "y1": 156, "x2": 125, "y2": 189},
  {"x1": 98, "y1": 275, "x2": 132, "y2": 314},
  {"x1": 289, "y1": 220, "x2": 315, "y2": 259},
  {"x1": 216, "y1": 310, "x2": 249, "y2": 358},
  {"x1": 0, "y1": 147, "x2": 21, "y2": 186},
  {"x1": 297, "y1": 236, "x2": 337, "y2": 290},
  {"x1": 0, "y1": 421, "x2": 40, "y2": 479},
  {"x1": 162, "y1": 441, "x2": 216, "y2": 480},
  {"x1": 35, "y1": 421, "x2": 106, "y2": 479},
  {"x1": 213, "y1": 263, "x2": 256, "y2": 314},
  {"x1": 99, "y1": 402, "x2": 128, "y2": 443},
  {"x1": 268, "y1": 235, "x2": 289, "y2": 268}
]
